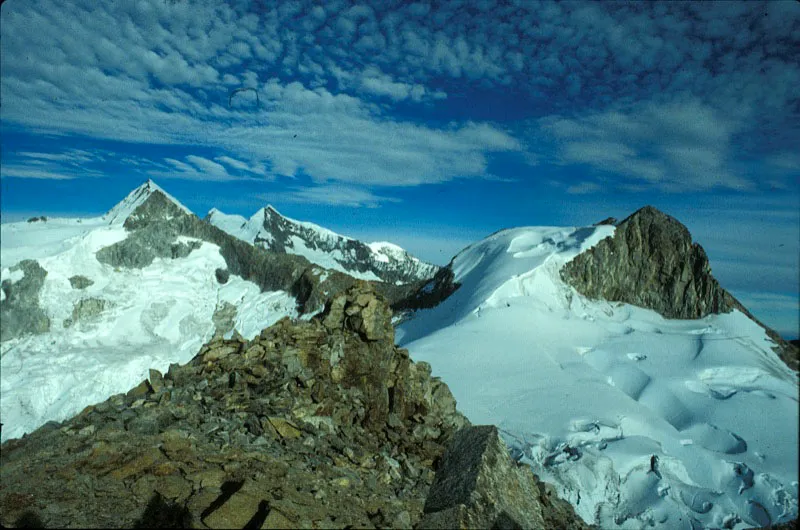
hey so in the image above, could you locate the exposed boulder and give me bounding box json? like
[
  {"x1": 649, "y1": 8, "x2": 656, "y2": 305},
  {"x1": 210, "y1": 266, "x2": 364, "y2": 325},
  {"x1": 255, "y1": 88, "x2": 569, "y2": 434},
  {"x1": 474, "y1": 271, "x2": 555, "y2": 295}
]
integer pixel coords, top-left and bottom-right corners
[
  {"x1": 0, "y1": 260, "x2": 50, "y2": 342},
  {"x1": 26, "y1": 216, "x2": 47, "y2": 223},
  {"x1": 214, "y1": 267, "x2": 230, "y2": 284},
  {"x1": 418, "y1": 425, "x2": 590, "y2": 530},
  {"x1": 68, "y1": 275, "x2": 94, "y2": 290}
]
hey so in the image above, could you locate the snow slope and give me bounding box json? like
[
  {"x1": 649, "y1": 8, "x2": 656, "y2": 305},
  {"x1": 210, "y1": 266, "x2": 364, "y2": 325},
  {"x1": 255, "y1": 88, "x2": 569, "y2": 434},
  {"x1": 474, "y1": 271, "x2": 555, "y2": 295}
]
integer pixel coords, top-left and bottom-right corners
[
  {"x1": 1, "y1": 207, "x2": 297, "y2": 442},
  {"x1": 397, "y1": 225, "x2": 798, "y2": 529}
]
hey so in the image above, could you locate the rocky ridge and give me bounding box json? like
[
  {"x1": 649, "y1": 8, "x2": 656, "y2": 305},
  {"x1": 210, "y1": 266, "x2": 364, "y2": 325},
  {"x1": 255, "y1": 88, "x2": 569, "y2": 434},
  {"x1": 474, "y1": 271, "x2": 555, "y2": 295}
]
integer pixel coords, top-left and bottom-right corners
[
  {"x1": 560, "y1": 206, "x2": 798, "y2": 371},
  {"x1": 0, "y1": 284, "x2": 586, "y2": 529},
  {"x1": 207, "y1": 205, "x2": 440, "y2": 285},
  {"x1": 94, "y1": 187, "x2": 423, "y2": 317}
]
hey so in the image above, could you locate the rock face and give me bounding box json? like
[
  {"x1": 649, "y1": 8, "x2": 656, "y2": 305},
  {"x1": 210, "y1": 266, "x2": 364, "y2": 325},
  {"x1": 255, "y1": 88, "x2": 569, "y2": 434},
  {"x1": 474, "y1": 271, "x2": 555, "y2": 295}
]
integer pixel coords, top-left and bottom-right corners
[
  {"x1": 561, "y1": 206, "x2": 799, "y2": 371},
  {"x1": 0, "y1": 284, "x2": 472, "y2": 528},
  {"x1": 418, "y1": 425, "x2": 589, "y2": 530},
  {"x1": 207, "y1": 205, "x2": 440, "y2": 285},
  {"x1": 562, "y1": 206, "x2": 735, "y2": 320},
  {"x1": 68, "y1": 275, "x2": 94, "y2": 289},
  {"x1": 0, "y1": 259, "x2": 50, "y2": 341},
  {"x1": 394, "y1": 264, "x2": 461, "y2": 314},
  {"x1": 63, "y1": 297, "x2": 110, "y2": 328}
]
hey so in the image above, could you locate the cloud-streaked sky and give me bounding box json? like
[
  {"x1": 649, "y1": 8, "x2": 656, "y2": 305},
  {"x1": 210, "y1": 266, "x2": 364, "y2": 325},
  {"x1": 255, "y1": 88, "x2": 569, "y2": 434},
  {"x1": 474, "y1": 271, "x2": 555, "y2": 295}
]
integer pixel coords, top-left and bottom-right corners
[{"x1": 1, "y1": 0, "x2": 798, "y2": 337}]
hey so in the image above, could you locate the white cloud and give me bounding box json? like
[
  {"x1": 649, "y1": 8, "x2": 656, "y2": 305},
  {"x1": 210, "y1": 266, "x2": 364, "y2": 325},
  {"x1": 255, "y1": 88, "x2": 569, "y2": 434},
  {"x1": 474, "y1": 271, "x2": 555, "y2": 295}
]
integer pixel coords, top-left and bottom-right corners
[
  {"x1": 156, "y1": 155, "x2": 240, "y2": 182},
  {"x1": 263, "y1": 185, "x2": 400, "y2": 208},
  {"x1": 566, "y1": 182, "x2": 602, "y2": 195},
  {"x1": 540, "y1": 98, "x2": 752, "y2": 191},
  {"x1": 0, "y1": 167, "x2": 75, "y2": 180},
  {"x1": 1, "y1": 0, "x2": 798, "y2": 195}
]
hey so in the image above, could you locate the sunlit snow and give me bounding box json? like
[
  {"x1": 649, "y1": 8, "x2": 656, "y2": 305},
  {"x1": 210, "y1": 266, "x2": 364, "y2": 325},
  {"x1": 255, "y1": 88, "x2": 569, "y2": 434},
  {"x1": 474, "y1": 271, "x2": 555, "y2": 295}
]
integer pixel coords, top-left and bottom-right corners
[
  {"x1": 397, "y1": 225, "x2": 798, "y2": 529},
  {"x1": 0, "y1": 215, "x2": 296, "y2": 442}
]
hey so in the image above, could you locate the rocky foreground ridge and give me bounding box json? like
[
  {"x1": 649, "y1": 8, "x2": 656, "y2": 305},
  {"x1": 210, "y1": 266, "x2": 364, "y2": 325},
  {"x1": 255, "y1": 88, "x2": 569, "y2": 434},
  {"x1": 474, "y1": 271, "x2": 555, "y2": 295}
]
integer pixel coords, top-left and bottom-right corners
[
  {"x1": 0, "y1": 284, "x2": 587, "y2": 529},
  {"x1": 561, "y1": 206, "x2": 799, "y2": 371}
]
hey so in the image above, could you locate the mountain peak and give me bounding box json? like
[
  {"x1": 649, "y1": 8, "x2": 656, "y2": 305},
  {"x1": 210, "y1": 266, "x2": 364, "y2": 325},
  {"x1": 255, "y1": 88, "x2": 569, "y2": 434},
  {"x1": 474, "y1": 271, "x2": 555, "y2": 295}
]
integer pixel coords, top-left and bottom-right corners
[
  {"x1": 206, "y1": 204, "x2": 440, "y2": 284},
  {"x1": 104, "y1": 179, "x2": 193, "y2": 228},
  {"x1": 561, "y1": 206, "x2": 731, "y2": 319}
]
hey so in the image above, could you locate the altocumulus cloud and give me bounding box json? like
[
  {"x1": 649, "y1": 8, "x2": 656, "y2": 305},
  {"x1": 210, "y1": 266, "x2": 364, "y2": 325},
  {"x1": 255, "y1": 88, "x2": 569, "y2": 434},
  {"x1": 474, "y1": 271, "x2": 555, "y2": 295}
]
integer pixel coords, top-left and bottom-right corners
[
  {"x1": 0, "y1": 0, "x2": 520, "y2": 201},
  {"x1": 1, "y1": 0, "x2": 798, "y2": 201}
]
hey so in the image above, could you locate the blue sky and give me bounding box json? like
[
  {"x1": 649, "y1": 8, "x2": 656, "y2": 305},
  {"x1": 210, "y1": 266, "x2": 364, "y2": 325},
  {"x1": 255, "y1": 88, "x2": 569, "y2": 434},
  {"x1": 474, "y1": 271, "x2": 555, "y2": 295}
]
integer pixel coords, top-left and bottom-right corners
[{"x1": 1, "y1": 0, "x2": 798, "y2": 337}]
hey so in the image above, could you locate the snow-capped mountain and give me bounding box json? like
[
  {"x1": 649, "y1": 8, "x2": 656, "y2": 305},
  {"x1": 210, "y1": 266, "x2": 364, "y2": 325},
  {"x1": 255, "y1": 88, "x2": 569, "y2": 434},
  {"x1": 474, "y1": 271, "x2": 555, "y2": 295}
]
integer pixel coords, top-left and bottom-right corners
[
  {"x1": 104, "y1": 179, "x2": 192, "y2": 226},
  {"x1": 0, "y1": 182, "x2": 298, "y2": 442},
  {"x1": 0, "y1": 180, "x2": 430, "y2": 442},
  {"x1": 396, "y1": 208, "x2": 798, "y2": 529},
  {"x1": 206, "y1": 205, "x2": 439, "y2": 285}
]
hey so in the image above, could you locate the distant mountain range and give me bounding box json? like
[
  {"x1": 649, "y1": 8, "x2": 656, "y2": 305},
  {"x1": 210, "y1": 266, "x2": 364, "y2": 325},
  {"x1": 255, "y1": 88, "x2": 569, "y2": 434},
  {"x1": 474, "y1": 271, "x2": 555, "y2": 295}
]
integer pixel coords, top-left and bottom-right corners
[{"x1": 205, "y1": 204, "x2": 438, "y2": 285}]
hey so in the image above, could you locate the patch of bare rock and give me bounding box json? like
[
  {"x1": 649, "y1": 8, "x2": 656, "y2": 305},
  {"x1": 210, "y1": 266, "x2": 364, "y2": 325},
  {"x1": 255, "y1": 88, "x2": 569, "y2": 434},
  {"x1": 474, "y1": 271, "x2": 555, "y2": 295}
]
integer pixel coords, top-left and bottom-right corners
[{"x1": 0, "y1": 283, "x2": 586, "y2": 529}]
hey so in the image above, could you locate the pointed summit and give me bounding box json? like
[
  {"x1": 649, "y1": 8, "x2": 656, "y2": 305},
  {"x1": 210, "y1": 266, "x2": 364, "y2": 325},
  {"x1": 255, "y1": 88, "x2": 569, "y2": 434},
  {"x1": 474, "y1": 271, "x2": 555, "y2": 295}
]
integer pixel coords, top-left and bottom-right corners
[
  {"x1": 561, "y1": 204, "x2": 735, "y2": 319},
  {"x1": 104, "y1": 179, "x2": 193, "y2": 229}
]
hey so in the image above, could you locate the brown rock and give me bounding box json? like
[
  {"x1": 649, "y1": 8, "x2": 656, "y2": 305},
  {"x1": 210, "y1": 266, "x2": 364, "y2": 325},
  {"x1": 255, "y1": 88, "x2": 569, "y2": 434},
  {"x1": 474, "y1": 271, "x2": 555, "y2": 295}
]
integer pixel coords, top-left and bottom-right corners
[
  {"x1": 267, "y1": 417, "x2": 302, "y2": 439},
  {"x1": 202, "y1": 480, "x2": 264, "y2": 529},
  {"x1": 419, "y1": 425, "x2": 589, "y2": 530}
]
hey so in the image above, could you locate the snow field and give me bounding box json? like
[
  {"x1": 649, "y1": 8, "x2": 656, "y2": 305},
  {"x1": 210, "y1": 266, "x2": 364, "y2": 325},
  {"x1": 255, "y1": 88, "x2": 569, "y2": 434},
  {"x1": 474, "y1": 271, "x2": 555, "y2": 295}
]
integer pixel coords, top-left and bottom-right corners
[
  {"x1": 397, "y1": 225, "x2": 798, "y2": 529},
  {"x1": 1, "y1": 222, "x2": 297, "y2": 442}
]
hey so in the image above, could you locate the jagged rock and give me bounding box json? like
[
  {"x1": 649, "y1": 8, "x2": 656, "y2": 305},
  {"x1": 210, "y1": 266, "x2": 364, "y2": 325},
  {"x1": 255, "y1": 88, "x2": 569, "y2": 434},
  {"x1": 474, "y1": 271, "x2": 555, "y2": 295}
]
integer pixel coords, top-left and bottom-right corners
[
  {"x1": 202, "y1": 480, "x2": 264, "y2": 529},
  {"x1": 211, "y1": 301, "x2": 237, "y2": 338},
  {"x1": 170, "y1": 239, "x2": 202, "y2": 259},
  {"x1": 419, "y1": 425, "x2": 589, "y2": 530},
  {"x1": 63, "y1": 297, "x2": 109, "y2": 328},
  {"x1": 228, "y1": 205, "x2": 439, "y2": 285},
  {"x1": 395, "y1": 265, "x2": 461, "y2": 313},
  {"x1": 0, "y1": 284, "x2": 583, "y2": 528},
  {"x1": 593, "y1": 217, "x2": 617, "y2": 226},
  {"x1": 122, "y1": 189, "x2": 191, "y2": 231},
  {"x1": 68, "y1": 275, "x2": 94, "y2": 289},
  {"x1": 95, "y1": 230, "x2": 203, "y2": 269},
  {"x1": 0, "y1": 259, "x2": 50, "y2": 342},
  {"x1": 562, "y1": 206, "x2": 736, "y2": 320}
]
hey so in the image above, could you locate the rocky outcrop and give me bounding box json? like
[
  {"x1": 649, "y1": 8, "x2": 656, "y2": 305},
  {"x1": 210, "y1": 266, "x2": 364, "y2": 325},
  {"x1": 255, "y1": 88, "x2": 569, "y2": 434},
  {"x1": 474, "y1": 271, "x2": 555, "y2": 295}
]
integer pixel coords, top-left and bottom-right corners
[
  {"x1": 562, "y1": 206, "x2": 798, "y2": 371},
  {"x1": 418, "y1": 425, "x2": 589, "y2": 530},
  {"x1": 68, "y1": 275, "x2": 94, "y2": 289},
  {"x1": 63, "y1": 297, "x2": 110, "y2": 328},
  {"x1": 210, "y1": 301, "x2": 237, "y2": 338},
  {"x1": 562, "y1": 206, "x2": 735, "y2": 320},
  {"x1": 0, "y1": 284, "x2": 472, "y2": 528},
  {"x1": 394, "y1": 265, "x2": 461, "y2": 314},
  {"x1": 95, "y1": 227, "x2": 203, "y2": 269},
  {"x1": 121, "y1": 188, "x2": 191, "y2": 231},
  {"x1": 0, "y1": 259, "x2": 50, "y2": 342},
  {"x1": 95, "y1": 192, "x2": 427, "y2": 317}
]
